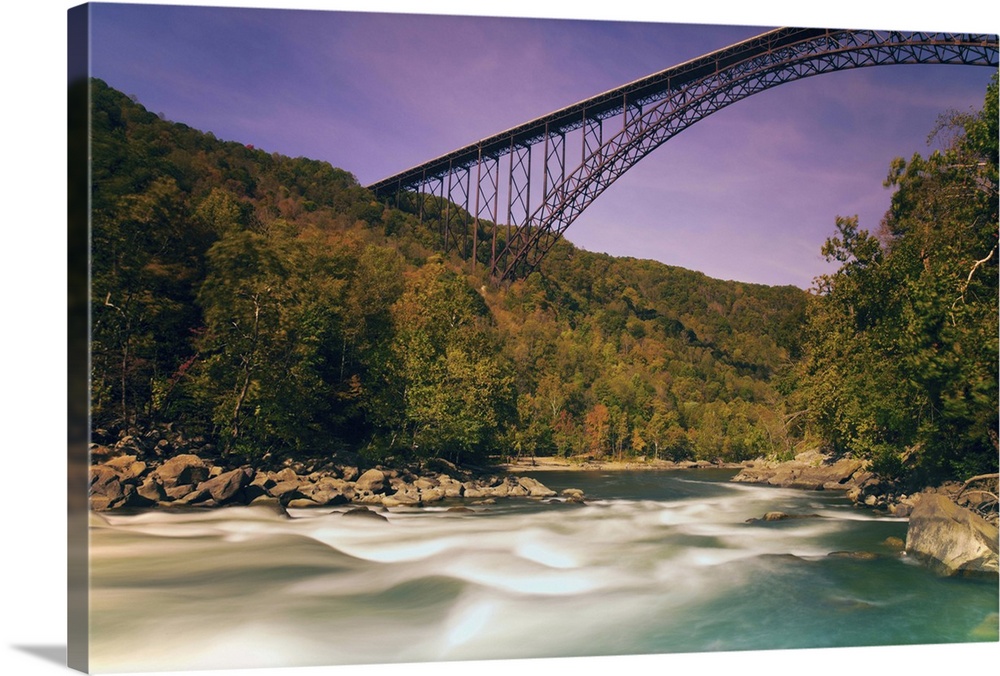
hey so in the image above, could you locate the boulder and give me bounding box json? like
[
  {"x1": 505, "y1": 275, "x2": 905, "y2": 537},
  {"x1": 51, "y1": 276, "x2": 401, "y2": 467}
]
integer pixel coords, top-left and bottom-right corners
[
  {"x1": 271, "y1": 468, "x2": 300, "y2": 483},
  {"x1": 306, "y1": 478, "x2": 352, "y2": 506},
  {"x1": 342, "y1": 506, "x2": 388, "y2": 521},
  {"x1": 173, "y1": 487, "x2": 212, "y2": 506},
  {"x1": 461, "y1": 482, "x2": 488, "y2": 499},
  {"x1": 381, "y1": 484, "x2": 421, "y2": 508},
  {"x1": 882, "y1": 536, "x2": 905, "y2": 551},
  {"x1": 355, "y1": 469, "x2": 387, "y2": 494},
  {"x1": 517, "y1": 476, "x2": 557, "y2": 498},
  {"x1": 136, "y1": 476, "x2": 166, "y2": 503},
  {"x1": 90, "y1": 466, "x2": 126, "y2": 511},
  {"x1": 164, "y1": 484, "x2": 195, "y2": 500},
  {"x1": 828, "y1": 550, "x2": 879, "y2": 560},
  {"x1": 905, "y1": 492, "x2": 999, "y2": 577},
  {"x1": 269, "y1": 480, "x2": 306, "y2": 499},
  {"x1": 437, "y1": 475, "x2": 465, "y2": 498},
  {"x1": 197, "y1": 468, "x2": 251, "y2": 503},
  {"x1": 153, "y1": 454, "x2": 210, "y2": 489},
  {"x1": 732, "y1": 452, "x2": 866, "y2": 491},
  {"x1": 419, "y1": 487, "x2": 446, "y2": 504},
  {"x1": 745, "y1": 511, "x2": 821, "y2": 524},
  {"x1": 103, "y1": 455, "x2": 147, "y2": 481},
  {"x1": 286, "y1": 498, "x2": 322, "y2": 508},
  {"x1": 248, "y1": 495, "x2": 289, "y2": 516},
  {"x1": 251, "y1": 471, "x2": 275, "y2": 490}
]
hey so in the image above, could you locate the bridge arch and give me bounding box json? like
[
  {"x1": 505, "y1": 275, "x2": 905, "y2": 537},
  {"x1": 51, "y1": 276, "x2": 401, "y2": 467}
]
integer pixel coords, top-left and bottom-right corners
[{"x1": 367, "y1": 27, "x2": 998, "y2": 282}]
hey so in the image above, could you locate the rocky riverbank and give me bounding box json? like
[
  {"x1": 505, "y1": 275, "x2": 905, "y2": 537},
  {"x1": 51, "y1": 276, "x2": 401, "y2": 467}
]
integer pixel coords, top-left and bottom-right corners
[
  {"x1": 731, "y1": 448, "x2": 999, "y2": 577},
  {"x1": 502, "y1": 456, "x2": 744, "y2": 472},
  {"x1": 87, "y1": 427, "x2": 997, "y2": 577},
  {"x1": 88, "y1": 426, "x2": 584, "y2": 514}
]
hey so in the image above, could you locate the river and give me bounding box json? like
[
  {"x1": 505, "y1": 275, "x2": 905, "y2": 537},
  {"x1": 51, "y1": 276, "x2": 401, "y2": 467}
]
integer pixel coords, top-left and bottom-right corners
[{"x1": 87, "y1": 469, "x2": 998, "y2": 673}]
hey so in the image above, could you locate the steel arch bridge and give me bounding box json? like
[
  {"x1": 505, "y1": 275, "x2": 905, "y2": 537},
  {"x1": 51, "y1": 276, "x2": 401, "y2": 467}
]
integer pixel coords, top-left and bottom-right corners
[{"x1": 367, "y1": 27, "x2": 998, "y2": 282}]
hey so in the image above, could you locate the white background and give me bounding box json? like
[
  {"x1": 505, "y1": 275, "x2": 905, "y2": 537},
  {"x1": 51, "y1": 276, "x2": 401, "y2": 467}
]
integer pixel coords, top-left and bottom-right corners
[{"x1": 2, "y1": 2, "x2": 997, "y2": 675}]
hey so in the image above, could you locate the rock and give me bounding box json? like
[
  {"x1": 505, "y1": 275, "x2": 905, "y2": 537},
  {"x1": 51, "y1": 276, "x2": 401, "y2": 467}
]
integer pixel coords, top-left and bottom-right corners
[
  {"x1": 89, "y1": 444, "x2": 115, "y2": 462},
  {"x1": 969, "y1": 613, "x2": 999, "y2": 641},
  {"x1": 419, "y1": 487, "x2": 446, "y2": 504},
  {"x1": 173, "y1": 487, "x2": 212, "y2": 506},
  {"x1": 437, "y1": 475, "x2": 465, "y2": 498},
  {"x1": 731, "y1": 452, "x2": 866, "y2": 491},
  {"x1": 462, "y1": 482, "x2": 488, "y2": 499},
  {"x1": 342, "y1": 506, "x2": 388, "y2": 521},
  {"x1": 307, "y1": 488, "x2": 351, "y2": 507},
  {"x1": 164, "y1": 484, "x2": 195, "y2": 500},
  {"x1": 268, "y1": 480, "x2": 306, "y2": 500},
  {"x1": 136, "y1": 476, "x2": 166, "y2": 503},
  {"x1": 197, "y1": 468, "x2": 251, "y2": 503},
  {"x1": 745, "y1": 511, "x2": 822, "y2": 524},
  {"x1": 251, "y1": 471, "x2": 274, "y2": 490},
  {"x1": 517, "y1": 476, "x2": 557, "y2": 498},
  {"x1": 153, "y1": 454, "x2": 210, "y2": 489},
  {"x1": 355, "y1": 469, "x2": 386, "y2": 494},
  {"x1": 905, "y1": 492, "x2": 999, "y2": 577},
  {"x1": 242, "y1": 484, "x2": 268, "y2": 503},
  {"x1": 271, "y1": 468, "x2": 300, "y2": 483},
  {"x1": 248, "y1": 495, "x2": 289, "y2": 517},
  {"x1": 828, "y1": 550, "x2": 879, "y2": 560},
  {"x1": 882, "y1": 536, "x2": 905, "y2": 551},
  {"x1": 382, "y1": 485, "x2": 421, "y2": 507},
  {"x1": 103, "y1": 455, "x2": 147, "y2": 481},
  {"x1": 558, "y1": 488, "x2": 586, "y2": 504},
  {"x1": 90, "y1": 466, "x2": 126, "y2": 511},
  {"x1": 287, "y1": 498, "x2": 322, "y2": 508},
  {"x1": 447, "y1": 506, "x2": 475, "y2": 513}
]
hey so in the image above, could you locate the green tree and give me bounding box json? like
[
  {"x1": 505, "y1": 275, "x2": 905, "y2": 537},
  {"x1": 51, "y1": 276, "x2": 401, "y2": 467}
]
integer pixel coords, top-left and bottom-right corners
[
  {"x1": 802, "y1": 75, "x2": 998, "y2": 482},
  {"x1": 388, "y1": 258, "x2": 515, "y2": 464}
]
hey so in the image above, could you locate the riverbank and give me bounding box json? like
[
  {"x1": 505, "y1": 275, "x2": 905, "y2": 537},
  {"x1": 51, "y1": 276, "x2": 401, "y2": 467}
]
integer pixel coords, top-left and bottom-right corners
[
  {"x1": 501, "y1": 456, "x2": 746, "y2": 472},
  {"x1": 87, "y1": 424, "x2": 591, "y2": 514},
  {"x1": 86, "y1": 425, "x2": 997, "y2": 577}
]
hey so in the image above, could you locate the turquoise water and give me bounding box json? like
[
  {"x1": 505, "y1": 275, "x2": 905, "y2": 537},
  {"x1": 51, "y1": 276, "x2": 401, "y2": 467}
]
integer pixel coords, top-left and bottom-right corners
[{"x1": 87, "y1": 470, "x2": 998, "y2": 672}]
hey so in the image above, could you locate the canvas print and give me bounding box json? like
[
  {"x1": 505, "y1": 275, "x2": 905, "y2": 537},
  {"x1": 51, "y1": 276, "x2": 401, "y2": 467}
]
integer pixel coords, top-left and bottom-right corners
[{"x1": 68, "y1": 2, "x2": 999, "y2": 674}]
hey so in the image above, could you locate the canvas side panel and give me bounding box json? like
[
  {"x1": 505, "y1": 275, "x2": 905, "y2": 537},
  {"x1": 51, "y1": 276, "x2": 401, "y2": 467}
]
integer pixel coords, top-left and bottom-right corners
[{"x1": 67, "y1": 3, "x2": 91, "y2": 673}]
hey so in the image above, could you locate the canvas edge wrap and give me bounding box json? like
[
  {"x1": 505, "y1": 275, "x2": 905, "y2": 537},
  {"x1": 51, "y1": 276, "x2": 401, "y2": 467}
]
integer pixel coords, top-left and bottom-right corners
[{"x1": 68, "y1": 3, "x2": 92, "y2": 673}]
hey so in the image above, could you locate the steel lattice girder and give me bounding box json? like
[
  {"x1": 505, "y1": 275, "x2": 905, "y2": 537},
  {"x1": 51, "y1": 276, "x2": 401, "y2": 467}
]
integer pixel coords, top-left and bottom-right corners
[{"x1": 366, "y1": 27, "x2": 998, "y2": 281}]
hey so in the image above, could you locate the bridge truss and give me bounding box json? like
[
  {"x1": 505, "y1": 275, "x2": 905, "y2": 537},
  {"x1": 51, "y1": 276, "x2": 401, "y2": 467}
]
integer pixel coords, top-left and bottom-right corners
[{"x1": 366, "y1": 27, "x2": 998, "y2": 282}]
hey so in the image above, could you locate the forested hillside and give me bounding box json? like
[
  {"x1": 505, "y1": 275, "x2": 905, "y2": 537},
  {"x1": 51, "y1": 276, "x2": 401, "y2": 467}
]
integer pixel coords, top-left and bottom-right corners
[
  {"x1": 87, "y1": 78, "x2": 808, "y2": 469},
  {"x1": 86, "y1": 74, "x2": 997, "y2": 486}
]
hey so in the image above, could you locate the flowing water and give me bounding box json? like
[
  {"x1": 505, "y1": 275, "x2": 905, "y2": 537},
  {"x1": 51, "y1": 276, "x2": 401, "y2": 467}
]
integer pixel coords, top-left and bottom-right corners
[{"x1": 87, "y1": 469, "x2": 998, "y2": 672}]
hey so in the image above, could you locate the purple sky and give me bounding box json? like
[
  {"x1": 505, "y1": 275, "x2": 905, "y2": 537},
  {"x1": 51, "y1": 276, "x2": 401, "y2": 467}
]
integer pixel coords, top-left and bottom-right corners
[{"x1": 85, "y1": 2, "x2": 997, "y2": 289}]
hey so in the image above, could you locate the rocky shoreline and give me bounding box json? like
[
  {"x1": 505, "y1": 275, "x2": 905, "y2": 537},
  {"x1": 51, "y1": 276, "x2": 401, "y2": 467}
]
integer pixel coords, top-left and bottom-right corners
[
  {"x1": 502, "y1": 456, "x2": 744, "y2": 472},
  {"x1": 88, "y1": 426, "x2": 587, "y2": 516},
  {"x1": 730, "y1": 449, "x2": 999, "y2": 577},
  {"x1": 87, "y1": 427, "x2": 997, "y2": 577}
]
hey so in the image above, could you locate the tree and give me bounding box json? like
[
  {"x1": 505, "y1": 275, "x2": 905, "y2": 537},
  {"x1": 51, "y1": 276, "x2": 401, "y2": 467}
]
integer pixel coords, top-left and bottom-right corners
[
  {"x1": 388, "y1": 258, "x2": 515, "y2": 464},
  {"x1": 802, "y1": 75, "x2": 998, "y2": 483},
  {"x1": 193, "y1": 222, "x2": 359, "y2": 456}
]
